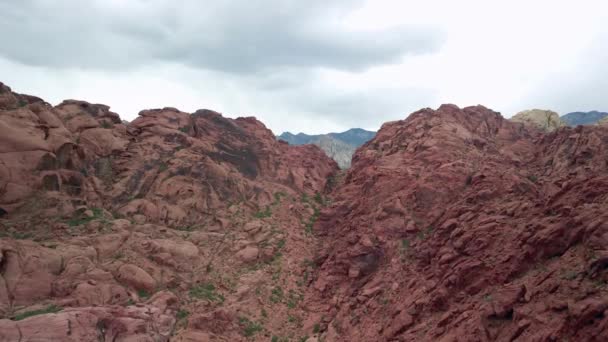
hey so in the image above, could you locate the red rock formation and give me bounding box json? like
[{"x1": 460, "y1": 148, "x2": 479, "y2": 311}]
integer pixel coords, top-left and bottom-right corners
[
  {"x1": 306, "y1": 104, "x2": 608, "y2": 341},
  {"x1": 0, "y1": 82, "x2": 338, "y2": 341},
  {"x1": 2, "y1": 82, "x2": 608, "y2": 341}
]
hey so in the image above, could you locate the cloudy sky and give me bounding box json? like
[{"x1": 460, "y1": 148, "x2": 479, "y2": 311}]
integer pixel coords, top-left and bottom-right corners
[{"x1": 0, "y1": 0, "x2": 606, "y2": 134}]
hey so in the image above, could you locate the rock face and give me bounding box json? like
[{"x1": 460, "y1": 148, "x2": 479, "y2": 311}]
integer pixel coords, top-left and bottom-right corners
[
  {"x1": 0, "y1": 81, "x2": 339, "y2": 341},
  {"x1": 562, "y1": 111, "x2": 608, "y2": 126},
  {"x1": 308, "y1": 136, "x2": 356, "y2": 170},
  {"x1": 511, "y1": 109, "x2": 566, "y2": 131},
  {"x1": 306, "y1": 104, "x2": 608, "y2": 341},
  {"x1": 2, "y1": 82, "x2": 608, "y2": 341},
  {"x1": 278, "y1": 128, "x2": 376, "y2": 168}
]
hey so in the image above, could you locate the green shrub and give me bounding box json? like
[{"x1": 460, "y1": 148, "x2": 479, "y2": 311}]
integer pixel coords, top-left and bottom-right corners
[
  {"x1": 276, "y1": 239, "x2": 286, "y2": 250},
  {"x1": 12, "y1": 305, "x2": 62, "y2": 321},
  {"x1": 67, "y1": 207, "x2": 103, "y2": 227},
  {"x1": 176, "y1": 309, "x2": 189, "y2": 320},
  {"x1": 304, "y1": 206, "x2": 320, "y2": 234},
  {"x1": 286, "y1": 290, "x2": 302, "y2": 309},
  {"x1": 270, "y1": 286, "x2": 284, "y2": 303},
  {"x1": 300, "y1": 193, "x2": 310, "y2": 203},
  {"x1": 314, "y1": 192, "x2": 324, "y2": 204},
  {"x1": 190, "y1": 283, "x2": 224, "y2": 303},
  {"x1": 254, "y1": 206, "x2": 272, "y2": 218},
  {"x1": 138, "y1": 289, "x2": 151, "y2": 299},
  {"x1": 273, "y1": 192, "x2": 286, "y2": 204},
  {"x1": 239, "y1": 316, "x2": 263, "y2": 337}
]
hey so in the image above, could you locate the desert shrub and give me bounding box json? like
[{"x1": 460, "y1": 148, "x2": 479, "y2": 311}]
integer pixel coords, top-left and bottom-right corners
[
  {"x1": 238, "y1": 316, "x2": 263, "y2": 337},
  {"x1": 12, "y1": 305, "x2": 62, "y2": 321},
  {"x1": 190, "y1": 283, "x2": 224, "y2": 303},
  {"x1": 254, "y1": 206, "x2": 272, "y2": 218}
]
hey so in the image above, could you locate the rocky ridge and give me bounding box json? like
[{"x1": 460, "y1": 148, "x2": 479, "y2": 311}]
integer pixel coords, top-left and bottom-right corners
[
  {"x1": 511, "y1": 109, "x2": 566, "y2": 131},
  {"x1": 0, "y1": 82, "x2": 338, "y2": 341},
  {"x1": 1, "y1": 83, "x2": 608, "y2": 341},
  {"x1": 305, "y1": 104, "x2": 608, "y2": 341}
]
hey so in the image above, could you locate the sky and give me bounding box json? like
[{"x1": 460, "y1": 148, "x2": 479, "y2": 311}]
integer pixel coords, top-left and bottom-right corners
[{"x1": 0, "y1": 0, "x2": 606, "y2": 134}]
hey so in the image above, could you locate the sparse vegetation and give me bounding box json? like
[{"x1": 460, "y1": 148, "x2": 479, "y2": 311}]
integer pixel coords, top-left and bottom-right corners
[
  {"x1": 286, "y1": 289, "x2": 302, "y2": 309},
  {"x1": 176, "y1": 225, "x2": 195, "y2": 232},
  {"x1": 288, "y1": 314, "x2": 302, "y2": 325},
  {"x1": 138, "y1": 289, "x2": 151, "y2": 299},
  {"x1": 270, "y1": 286, "x2": 284, "y2": 303},
  {"x1": 254, "y1": 206, "x2": 272, "y2": 218},
  {"x1": 314, "y1": 192, "x2": 324, "y2": 204},
  {"x1": 67, "y1": 207, "x2": 104, "y2": 227},
  {"x1": 11, "y1": 305, "x2": 62, "y2": 321},
  {"x1": 273, "y1": 191, "x2": 286, "y2": 205},
  {"x1": 561, "y1": 270, "x2": 578, "y2": 280},
  {"x1": 179, "y1": 126, "x2": 189, "y2": 133},
  {"x1": 313, "y1": 323, "x2": 321, "y2": 334},
  {"x1": 101, "y1": 120, "x2": 114, "y2": 129},
  {"x1": 304, "y1": 206, "x2": 321, "y2": 234},
  {"x1": 190, "y1": 283, "x2": 225, "y2": 303},
  {"x1": 158, "y1": 162, "x2": 169, "y2": 173},
  {"x1": 113, "y1": 252, "x2": 124, "y2": 260},
  {"x1": 238, "y1": 316, "x2": 263, "y2": 337},
  {"x1": 528, "y1": 175, "x2": 538, "y2": 183},
  {"x1": 276, "y1": 238, "x2": 286, "y2": 250},
  {"x1": 401, "y1": 238, "x2": 410, "y2": 251},
  {"x1": 176, "y1": 309, "x2": 189, "y2": 320},
  {"x1": 416, "y1": 226, "x2": 434, "y2": 240}
]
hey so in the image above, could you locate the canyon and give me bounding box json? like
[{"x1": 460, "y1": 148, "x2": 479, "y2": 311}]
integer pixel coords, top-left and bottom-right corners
[{"x1": 0, "y1": 83, "x2": 607, "y2": 341}]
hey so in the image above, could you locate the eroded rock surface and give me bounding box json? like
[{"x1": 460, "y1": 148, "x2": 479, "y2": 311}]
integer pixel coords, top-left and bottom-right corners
[
  {"x1": 511, "y1": 109, "x2": 566, "y2": 131},
  {"x1": 0, "y1": 82, "x2": 338, "y2": 341},
  {"x1": 2, "y1": 83, "x2": 608, "y2": 341},
  {"x1": 306, "y1": 104, "x2": 608, "y2": 341}
]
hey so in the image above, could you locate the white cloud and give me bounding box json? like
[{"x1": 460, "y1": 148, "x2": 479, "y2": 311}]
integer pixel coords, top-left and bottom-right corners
[{"x1": 1, "y1": 0, "x2": 607, "y2": 134}]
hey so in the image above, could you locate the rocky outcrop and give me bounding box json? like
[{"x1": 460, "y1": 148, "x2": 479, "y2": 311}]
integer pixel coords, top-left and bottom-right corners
[
  {"x1": 511, "y1": 109, "x2": 566, "y2": 131},
  {"x1": 306, "y1": 104, "x2": 608, "y2": 341},
  {"x1": 0, "y1": 82, "x2": 338, "y2": 341},
  {"x1": 0, "y1": 83, "x2": 337, "y2": 222},
  {"x1": 2, "y1": 81, "x2": 608, "y2": 341},
  {"x1": 309, "y1": 136, "x2": 356, "y2": 169}
]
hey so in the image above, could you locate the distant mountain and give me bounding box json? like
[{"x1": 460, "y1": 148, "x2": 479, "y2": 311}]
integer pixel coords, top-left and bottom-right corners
[
  {"x1": 327, "y1": 128, "x2": 376, "y2": 146},
  {"x1": 561, "y1": 111, "x2": 608, "y2": 126},
  {"x1": 278, "y1": 128, "x2": 376, "y2": 169}
]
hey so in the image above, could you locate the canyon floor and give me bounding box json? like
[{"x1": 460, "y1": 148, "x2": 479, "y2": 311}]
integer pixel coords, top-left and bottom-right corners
[{"x1": 0, "y1": 82, "x2": 607, "y2": 341}]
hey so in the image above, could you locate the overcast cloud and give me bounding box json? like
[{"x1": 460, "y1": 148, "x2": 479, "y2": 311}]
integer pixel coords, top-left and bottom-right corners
[{"x1": 0, "y1": 0, "x2": 607, "y2": 134}]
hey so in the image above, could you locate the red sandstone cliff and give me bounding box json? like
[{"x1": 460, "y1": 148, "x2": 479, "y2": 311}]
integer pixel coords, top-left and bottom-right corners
[
  {"x1": 306, "y1": 104, "x2": 608, "y2": 341},
  {"x1": 0, "y1": 82, "x2": 338, "y2": 341},
  {"x1": 1, "y1": 83, "x2": 607, "y2": 341}
]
